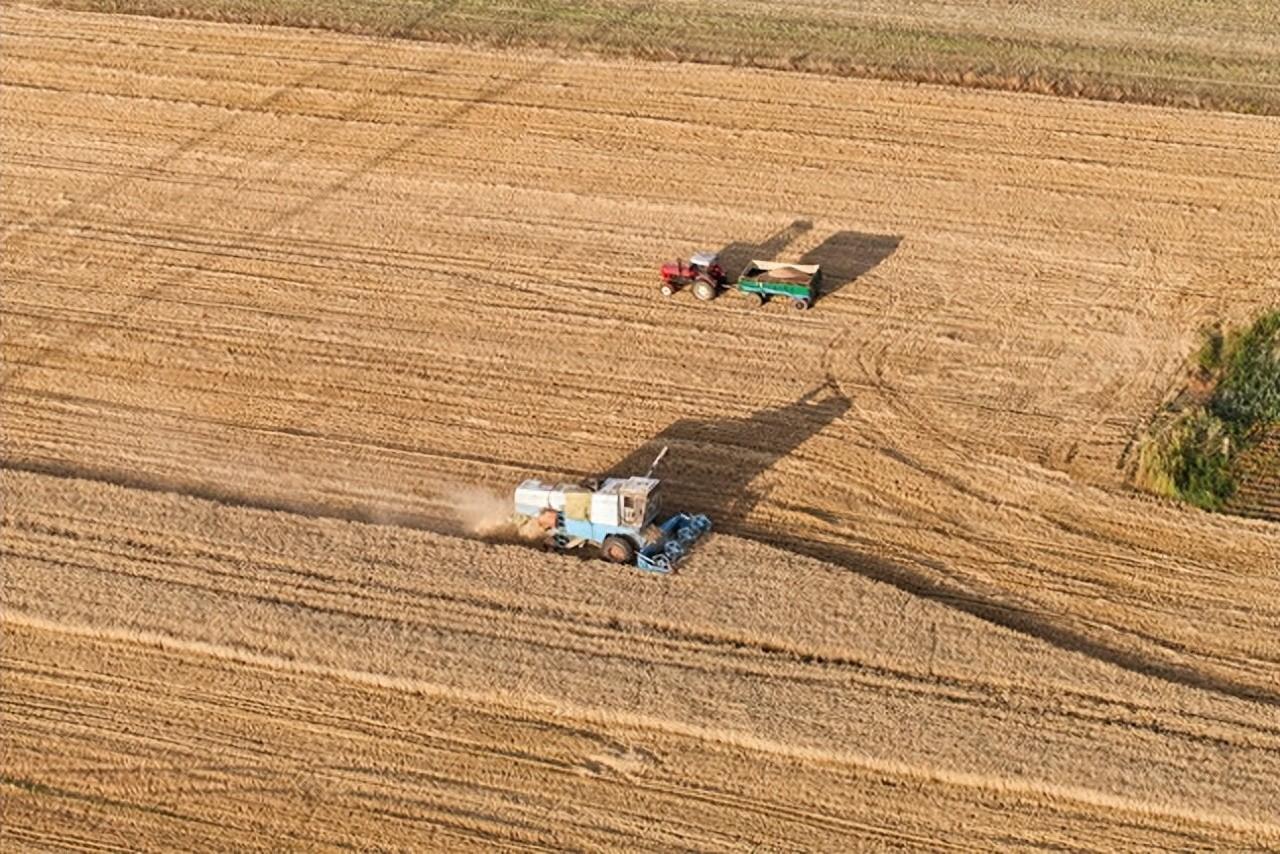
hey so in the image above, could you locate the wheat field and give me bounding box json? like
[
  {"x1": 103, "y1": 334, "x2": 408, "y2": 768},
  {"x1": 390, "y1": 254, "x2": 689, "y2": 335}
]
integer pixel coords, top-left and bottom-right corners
[{"x1": 2, "y1": 5, "x2": 1279, "y2": 848}]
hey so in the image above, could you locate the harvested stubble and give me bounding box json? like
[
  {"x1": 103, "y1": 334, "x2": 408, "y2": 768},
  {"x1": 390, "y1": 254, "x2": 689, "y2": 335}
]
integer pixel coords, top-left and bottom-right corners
[
  {"x1": 2, "y1": 5, "x2": 1280, "y2": 848},
  {"x1": 28, "y1": 0, "x2": 1280, "y2": 114},
  {"x1": 5, "y1": 470, "x2": 1280, "y2": 848}
]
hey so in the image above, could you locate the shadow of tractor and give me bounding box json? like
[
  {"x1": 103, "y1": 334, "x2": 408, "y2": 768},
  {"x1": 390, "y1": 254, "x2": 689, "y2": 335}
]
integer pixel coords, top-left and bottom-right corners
[
  {"x1": 715, "y1": 221, "x2": 901, "y2": 306},
  {"x1": 604, "y1": 383, "x2": 851, "y2": 527},
  {"x1": 716, "y1": 219, "x2": 813, "y2": 279}
]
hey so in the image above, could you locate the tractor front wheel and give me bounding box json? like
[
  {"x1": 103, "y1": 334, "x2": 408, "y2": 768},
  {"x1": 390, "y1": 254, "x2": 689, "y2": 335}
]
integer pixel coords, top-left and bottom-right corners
[
  {"x1": 692, "y1": 280, "x2": 717, "y2": 301},
  {"x1": 660, "y1": 282, "x2": 675, "y2": 297},
  {"x1": 601, "y1": 535, "x2": 636, "y2": 565}
]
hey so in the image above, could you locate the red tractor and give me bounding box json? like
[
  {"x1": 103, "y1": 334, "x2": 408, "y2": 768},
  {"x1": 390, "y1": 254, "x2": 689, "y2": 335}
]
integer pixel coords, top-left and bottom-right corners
[{"x1": 659, "y1": 251, "x2": 727, "y2": 301}]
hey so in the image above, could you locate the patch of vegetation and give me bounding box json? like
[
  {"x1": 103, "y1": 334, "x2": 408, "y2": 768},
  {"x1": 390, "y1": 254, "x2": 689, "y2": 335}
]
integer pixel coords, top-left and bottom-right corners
[
  {"x1": 32, "y1": 0, "x2": 1280, "y2": 115},
  {"x1": 1137, "y1": 409, "x2": 1235, "y2": 509},
  {"x1": 1211, "y1": 311, "x2": 1280, "y2": 433},
  {"x1": 1138, "y1": 310, "x2": 1280, "y2": 511}
]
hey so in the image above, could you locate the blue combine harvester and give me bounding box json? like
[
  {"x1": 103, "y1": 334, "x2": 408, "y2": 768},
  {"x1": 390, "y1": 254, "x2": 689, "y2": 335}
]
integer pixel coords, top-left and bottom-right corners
[{"x1": 513, "y1": 447, "x2": 712, "y2": 573}]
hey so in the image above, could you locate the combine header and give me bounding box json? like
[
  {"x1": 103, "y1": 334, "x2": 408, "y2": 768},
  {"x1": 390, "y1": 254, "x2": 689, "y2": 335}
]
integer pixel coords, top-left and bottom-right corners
[{"x1": 513, "y1": 447, "x2": 711, "y2": 574}]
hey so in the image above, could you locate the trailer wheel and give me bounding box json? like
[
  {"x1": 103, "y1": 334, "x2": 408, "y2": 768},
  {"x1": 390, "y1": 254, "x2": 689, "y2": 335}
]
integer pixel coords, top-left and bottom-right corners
[
  {"x1": 601, "y1": 535, "x2": 636, "y2": 564},
  {"x1": 748, "y1": 292, "x2": 765, "y2": 307},
  {"x1": 692, "y1": 279, "x2": 717, "y2": 301},
  {"x1": 792, "y1": 297, "x2": 810, "y2": 311}
]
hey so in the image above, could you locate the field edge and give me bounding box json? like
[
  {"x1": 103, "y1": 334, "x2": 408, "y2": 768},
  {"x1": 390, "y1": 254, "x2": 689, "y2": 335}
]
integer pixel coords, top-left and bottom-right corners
[{"x1": 26, "y1": 0, "x2": 1280, "y2": 117}]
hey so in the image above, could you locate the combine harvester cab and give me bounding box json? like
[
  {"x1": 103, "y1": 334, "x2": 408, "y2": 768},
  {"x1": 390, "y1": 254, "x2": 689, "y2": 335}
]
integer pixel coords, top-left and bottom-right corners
[{"x1": 513, "y1": 472, "x2": 711, "y2": 574}]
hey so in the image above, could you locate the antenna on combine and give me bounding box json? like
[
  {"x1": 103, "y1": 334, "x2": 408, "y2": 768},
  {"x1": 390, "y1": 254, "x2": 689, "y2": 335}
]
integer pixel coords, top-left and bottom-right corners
[{"x1": 645, "y1": 445, "x2": 669, "y2": 479}]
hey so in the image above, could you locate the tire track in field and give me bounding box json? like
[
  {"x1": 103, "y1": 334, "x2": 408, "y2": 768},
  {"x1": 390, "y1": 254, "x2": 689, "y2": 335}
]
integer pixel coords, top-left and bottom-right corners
[
  {"x1": 798, "y1": 326, "x2": 1280, "y2": 705},
  {"x1": 3, "y1": 0, "x2": 663, "y2": 389},
  {"x1": 3, "y1": 631, "x2": 981, "y2": 851},
  {"x1": 6, "y1": 610, "x2": 1278, "y2": 843},
  {"x1": 15, "y1": 415, "x2": 1273, "y2": 708},
  {"x1": 2, "y1": 0, "x2": 467, "y2": 386}
]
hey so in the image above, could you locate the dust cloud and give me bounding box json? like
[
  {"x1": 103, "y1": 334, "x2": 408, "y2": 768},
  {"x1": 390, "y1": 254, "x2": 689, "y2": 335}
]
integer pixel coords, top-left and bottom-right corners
[
  {"x1": 454, "y1": 486, "x2": 516, "y2": 536},
  {"x1": 444, "y1": 486, "x2": 548, "y2": 543}
]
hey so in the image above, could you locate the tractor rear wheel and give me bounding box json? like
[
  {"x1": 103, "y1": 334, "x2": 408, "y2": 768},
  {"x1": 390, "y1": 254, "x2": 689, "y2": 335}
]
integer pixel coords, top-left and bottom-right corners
[
  {"x1": 601, "y1": 535, "x2": 636, "y2": 565},
  {"x1": 692, "y1": 280, "x2": 717, "y2": 301}
]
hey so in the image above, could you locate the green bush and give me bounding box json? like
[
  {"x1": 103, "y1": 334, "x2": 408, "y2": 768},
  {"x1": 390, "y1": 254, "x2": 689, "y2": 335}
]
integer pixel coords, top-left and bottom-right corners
[
  {"x1": 1138, "y1": 410, "x2": 1235, "y2": 509},
  {"x1": 1139, "y1": 308, "x2": 1277, "y2": 512},
  {"x1": 1210, "y1": 310, "x2": 1280, "y2": 437},
  {"x1": 1196, "y1": 324, "x2": 1225, "y2": 373}
]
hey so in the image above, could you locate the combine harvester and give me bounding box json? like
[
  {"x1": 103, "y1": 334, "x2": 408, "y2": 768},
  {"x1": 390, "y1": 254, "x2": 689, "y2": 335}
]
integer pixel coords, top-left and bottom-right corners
[
  {"x1": 660, "y1": 251, "x2": 822, "y2": 310},
  {"x1": 513, "y1": 448, "x2": 712, "y2": 574}
]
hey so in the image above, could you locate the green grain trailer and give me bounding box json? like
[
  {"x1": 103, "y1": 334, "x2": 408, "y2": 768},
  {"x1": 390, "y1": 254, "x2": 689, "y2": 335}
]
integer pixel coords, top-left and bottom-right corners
[{"x1": 735, "y1": 260, "x2": 822, "y2": 310}]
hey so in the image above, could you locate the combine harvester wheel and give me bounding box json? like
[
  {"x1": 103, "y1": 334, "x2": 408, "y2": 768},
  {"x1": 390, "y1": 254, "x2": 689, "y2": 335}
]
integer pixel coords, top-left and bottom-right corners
[{"x1": 601, "y1": 535, "x2": 636, "y2": 564}]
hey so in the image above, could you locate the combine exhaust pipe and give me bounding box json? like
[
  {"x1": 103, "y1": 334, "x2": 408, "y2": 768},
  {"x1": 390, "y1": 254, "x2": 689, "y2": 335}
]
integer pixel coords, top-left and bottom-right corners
[{"x1": 645, "y1": 445, "x2": 669, "y2": 479}]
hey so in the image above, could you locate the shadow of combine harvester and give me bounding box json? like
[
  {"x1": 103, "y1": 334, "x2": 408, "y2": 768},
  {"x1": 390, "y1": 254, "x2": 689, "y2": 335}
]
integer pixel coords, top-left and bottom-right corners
[
  {"x1": 604, "y1": 384, "x2": 851, "y2": 527},
  {"x1": 601, "y1": 381, "x2": 1280, "y2": 705}
]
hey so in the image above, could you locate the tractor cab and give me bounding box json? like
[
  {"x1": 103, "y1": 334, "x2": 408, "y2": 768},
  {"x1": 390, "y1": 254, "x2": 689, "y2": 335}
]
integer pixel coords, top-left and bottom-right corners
[
  {"x1": 660, "y1": 250, "x2": 727, "y2": 298},
  {"x1": 689, "y1": 251, "x2": 721, "y2": 275}
]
